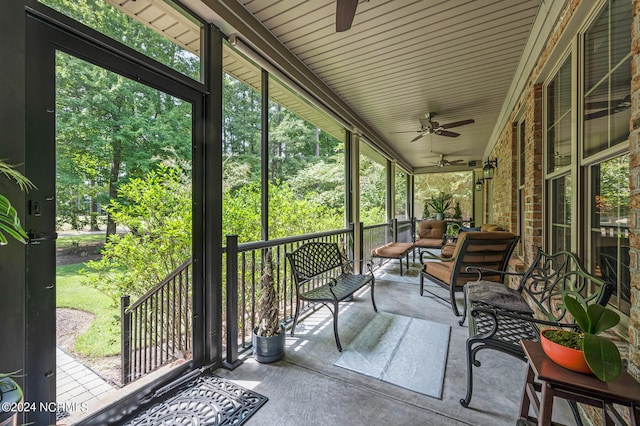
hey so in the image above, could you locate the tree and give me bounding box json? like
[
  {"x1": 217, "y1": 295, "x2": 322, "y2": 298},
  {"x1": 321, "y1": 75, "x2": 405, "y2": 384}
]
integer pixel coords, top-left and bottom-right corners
[{"x1": 48, "y1": 0, "x2": 197, "y2": 236}]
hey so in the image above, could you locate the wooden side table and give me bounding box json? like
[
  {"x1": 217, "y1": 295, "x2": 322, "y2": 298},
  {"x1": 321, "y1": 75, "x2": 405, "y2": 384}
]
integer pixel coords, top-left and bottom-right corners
[{"x1": 519, "y1": 340, "x2": 640, "y2": 426}]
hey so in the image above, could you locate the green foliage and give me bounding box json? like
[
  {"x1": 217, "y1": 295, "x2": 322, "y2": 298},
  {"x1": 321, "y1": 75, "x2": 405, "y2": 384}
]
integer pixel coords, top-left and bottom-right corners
[
  {"x1": 427, "y1": 192, "x2": 453, "y2": 214},
  {"x1": 223, "y1": 181, "x2": 343, "y2": 242},
  {"x1": 0, "y1": 195, "x2": 28, "y2": 246},
  {"x1": 422, "y1": 200, "x2": 430, "y2": 219},
  {"x1": 415, "y1": 172, "x2": 473, "y2": 219},
  {"x1": 0, "y1": 160, "x2": 35, "y2": 245},
  {"x1": 562, "y1": 294, "x2": 622, "y2": 382},
  {"x1": 359, "y1": 155, "x2": 386, "y2": 224},
  {"x1": 84, "y1": 166, "x2": 192, "y2": 300},
  {"x1": 453, "y1": 201, "x2": 462, "y2": 220}
]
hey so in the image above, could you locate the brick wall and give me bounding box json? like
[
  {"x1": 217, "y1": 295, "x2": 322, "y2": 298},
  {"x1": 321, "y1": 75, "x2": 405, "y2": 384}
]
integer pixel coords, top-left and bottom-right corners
[
  {"x1": 629, "y1": 0, "x2": 640, "y2": 381},
  {"x1": 486, "y1": 0, "x2": 640, "y2": 419}
]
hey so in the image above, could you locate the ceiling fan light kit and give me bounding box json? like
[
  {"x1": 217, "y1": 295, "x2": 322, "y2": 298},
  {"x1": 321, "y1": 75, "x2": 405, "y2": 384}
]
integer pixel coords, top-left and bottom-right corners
[{"x1": 429, "y1": 153, "x2": 465, "y2": 168}]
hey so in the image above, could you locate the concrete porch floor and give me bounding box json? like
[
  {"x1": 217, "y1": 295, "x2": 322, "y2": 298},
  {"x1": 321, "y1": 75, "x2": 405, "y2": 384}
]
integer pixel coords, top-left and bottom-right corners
[{"x1": 214, "y1": 257, "x2": 576, "y2": 426}]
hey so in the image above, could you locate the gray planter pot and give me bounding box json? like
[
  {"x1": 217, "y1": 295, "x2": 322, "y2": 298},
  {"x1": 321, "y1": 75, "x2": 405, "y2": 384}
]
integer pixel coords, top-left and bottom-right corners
[
  {"x1": 435, "y1": 213, "x2": 444, "y2": 220},
  {"x1": 252, "y1": 324, "x2": 285, "y2": 363},
  {"x1": 0, "y1": 376, "x2": 22, "y2": 426}
]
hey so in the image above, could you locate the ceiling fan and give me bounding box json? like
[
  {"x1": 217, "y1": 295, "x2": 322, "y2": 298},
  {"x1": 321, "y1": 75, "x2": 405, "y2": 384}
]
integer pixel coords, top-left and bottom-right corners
[
  {"x1": 410, "y1": 113, "x2": 475, "y2": 142},
  {"x1": 336, "y1": 0, "x2": 359, "y2": 32},
  {"x1": 430, "y1": 154, "x2": 465, "y2": 168}
]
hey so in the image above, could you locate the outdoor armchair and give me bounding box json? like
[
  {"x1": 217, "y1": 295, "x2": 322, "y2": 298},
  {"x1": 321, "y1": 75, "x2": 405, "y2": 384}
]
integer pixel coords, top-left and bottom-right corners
[{"x1": 419, "y1": 231, "x2": 519, "y2": 316}]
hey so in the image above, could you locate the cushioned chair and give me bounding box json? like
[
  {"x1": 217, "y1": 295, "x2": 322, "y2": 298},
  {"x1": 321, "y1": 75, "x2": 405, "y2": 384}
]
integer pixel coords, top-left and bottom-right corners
[
  {"x1": 414, "y1": 220, "x2": 446, "y2": 256},
  {"x1": 419, "y1": 231, "x2": 519, "y2": 316}
]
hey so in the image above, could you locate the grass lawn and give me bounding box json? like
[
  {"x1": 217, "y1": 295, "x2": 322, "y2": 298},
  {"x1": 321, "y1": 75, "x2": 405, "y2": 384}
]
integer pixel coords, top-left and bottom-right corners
[
  {"x1": 56, "y1": 263, "x2": 120, "y2": 357},
  {"x1": 56, "y1": 233, "x2": 105, "y2": 249}
]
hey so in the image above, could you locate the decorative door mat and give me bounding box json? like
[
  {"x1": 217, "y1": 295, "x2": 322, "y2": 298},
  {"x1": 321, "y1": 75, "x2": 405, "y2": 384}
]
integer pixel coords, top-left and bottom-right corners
[{"x1": 123, "y1": 373, "x2": 268, "y2": 426}]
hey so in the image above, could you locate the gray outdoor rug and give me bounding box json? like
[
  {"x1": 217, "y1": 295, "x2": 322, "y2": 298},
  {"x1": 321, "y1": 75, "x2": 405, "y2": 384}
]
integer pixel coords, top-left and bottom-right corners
[
  {"x1": 123, "y1": 373, "x2": 268, "y2": 425},
  {"x1": 334, "y1": 312, "x2": 451, "y2": 399}
]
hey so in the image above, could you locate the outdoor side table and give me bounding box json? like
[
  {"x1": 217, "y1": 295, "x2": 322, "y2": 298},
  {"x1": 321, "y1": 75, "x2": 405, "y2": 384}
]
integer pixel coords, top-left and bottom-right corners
[{"x1": 519, "y1": 339, "x2": 640, "y2": 426}]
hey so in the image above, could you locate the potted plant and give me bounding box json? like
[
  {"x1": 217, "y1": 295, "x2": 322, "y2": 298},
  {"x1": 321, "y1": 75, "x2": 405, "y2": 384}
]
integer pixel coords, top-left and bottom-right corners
[
  {"x1": 540, "y1": 294, "x2": 622, "y2": 382},
  {"x1": 452, "y1": 201, "x2": 462, "y2": 220},
  {"x1": 426, "y1": 192, "x2": 452, "y2": 220},
  {"x1": 0, "y1": 161, "x2": 31, "y2": 424},
  {"x1": 0, "y1": 371, "x2": 23, "y2": 425},
  {"x1": 422, "y1": 200, "x2": 430, "y2": 220},
  {"x1": 252, "y1": 249, "x2": 285, "y2": 363}
]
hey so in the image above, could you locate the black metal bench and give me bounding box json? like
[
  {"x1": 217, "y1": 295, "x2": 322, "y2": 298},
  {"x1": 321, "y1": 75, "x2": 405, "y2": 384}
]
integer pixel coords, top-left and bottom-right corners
[
  {"x1": 286, "y1": 242, "x2": 377, "y2": 351},
  {"x1": 459, "y1": 249, "x2": 614, "y2": 409}
]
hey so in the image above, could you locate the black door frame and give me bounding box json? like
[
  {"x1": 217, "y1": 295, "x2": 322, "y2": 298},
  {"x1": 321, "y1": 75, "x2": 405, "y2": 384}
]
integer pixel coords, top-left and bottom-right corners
[{"x1": 24, "y1": 4, "x2": 219, "y2": 424}]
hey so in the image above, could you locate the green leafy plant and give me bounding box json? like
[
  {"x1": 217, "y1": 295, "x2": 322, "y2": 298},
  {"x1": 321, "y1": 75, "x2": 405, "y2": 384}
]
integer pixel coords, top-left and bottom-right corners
[
  {"x1": 452, "y1": 201, "x2": 462, "y2": 220},
  {"x1": 446, "y1": 222, "x2": 460, "y2": 237},
  {"x1": 562, "y1": 294, "x2": 622, "y2": 382},
  {"x1": 426, "y1": 192, "x2": 453, "y2": 215},
  {"x1": 422, "y1": 200, "x2": 430, "y2": 219},
  {"x1": 0, "y1": 160, "x2": 35, "y2": 245}
]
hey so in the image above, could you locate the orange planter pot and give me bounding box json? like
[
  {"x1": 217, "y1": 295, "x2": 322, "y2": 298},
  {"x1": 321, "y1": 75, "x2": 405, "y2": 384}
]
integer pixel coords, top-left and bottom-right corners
[{"x1": 540, "y1": 329, "x2": 593, "y2": 375}]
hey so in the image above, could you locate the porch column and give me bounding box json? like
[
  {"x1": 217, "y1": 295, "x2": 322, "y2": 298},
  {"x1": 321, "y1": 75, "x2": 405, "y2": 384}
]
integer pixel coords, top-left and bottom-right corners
[
  {"x1": 350, "y1": 128, "x2": 362, "y2": 273},
  {"x1": 387, "y1": 159, "x2": 394, "y2": 242}
]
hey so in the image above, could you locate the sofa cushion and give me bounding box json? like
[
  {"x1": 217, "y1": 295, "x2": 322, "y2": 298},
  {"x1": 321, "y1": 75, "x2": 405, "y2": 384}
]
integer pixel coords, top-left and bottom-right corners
[
  {"x1": 465, "y1": 281, "x2": 532, "y2": 313},
  {"x1": 418, "y1": 220, "x2": 446, "y2": 239},
  {"x1": 371, "y1": 242, "x2": 414, "y2": 258},
  {"x1": 480, "y1": 223, "x2": 506, "y2": 232},
  {"x1": 415, "y1": 238, "x2": 443, "y2": 249}
]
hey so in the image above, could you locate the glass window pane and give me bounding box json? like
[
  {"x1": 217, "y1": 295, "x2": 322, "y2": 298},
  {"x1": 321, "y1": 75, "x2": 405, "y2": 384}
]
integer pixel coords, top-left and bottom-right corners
[
  {"x1": 359, "y1": 149, "x2": 386, "y2": 225},
  {"x1": 610, "y1": 64, "x2": 632, "y2": 146},
  {"x1": 584, "y1": 5, "x2": 609, "y2": 94},
  {"x1": 55, "y1": 51, "x2": 194, "y2": 393},
  {"x1": 221, "y1": 45, "x2": 262, "y2": 243},
  {"x1": 550, "y1": 175, "x2": 571, "y2": 253},
  {"x1": 611, "y1": 0, "x2": 632, "y2": 66},
  {"x1": 583, "y1": 0, "x2": 631, "y2": 157},
  {"x1": 584, "y1": 83, "x2": 611, "y2": 156},
  {"x1": 546, "y1": 57, "x2": 571, "y2": 173},
  {"x1": 41, "y1": 0, "x2": 201, "y2": 81},
  {"x1": 590, "y1": 155, "x2": 630, "y2": 315},
  {"x1": 268, "y1": 75, "x2": 346, "y2": 238},
  {"x1": 395, "y1": 169, "x2": 408, "y2": 220}
]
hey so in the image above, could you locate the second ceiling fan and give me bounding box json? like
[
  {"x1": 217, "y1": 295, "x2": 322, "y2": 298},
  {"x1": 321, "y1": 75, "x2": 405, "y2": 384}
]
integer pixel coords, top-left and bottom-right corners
[{"x1": 411, "y1": 113, "x2": 475, "y2": 142}]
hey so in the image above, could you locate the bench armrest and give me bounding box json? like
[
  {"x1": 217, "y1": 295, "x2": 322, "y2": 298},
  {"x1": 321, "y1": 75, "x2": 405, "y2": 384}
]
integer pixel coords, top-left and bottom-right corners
[
  {"x1": 420, "y1": 250, "x2": 455, "y2": 264},
  {"x1": 465, "y1": 266, "x2": 524, "y2": 281}
]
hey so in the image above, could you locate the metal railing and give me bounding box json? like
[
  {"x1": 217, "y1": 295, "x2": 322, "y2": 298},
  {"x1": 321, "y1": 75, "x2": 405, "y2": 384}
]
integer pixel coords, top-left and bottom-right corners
[
  {"x1": 223, "y1": 226, "x2": 354, "y2": 366},
  {"x1": 361, "y1": 222, "x2": 391, "y2": 263},
  {"x1": 120, "y1": 259, "x2": 193, "y2": 384},
  {"x1": 396, "y1": 218, "x2": 415, "y2": 244},
  {"x1": 118, "y1": 218, "x2": 419, "y2": 381}
]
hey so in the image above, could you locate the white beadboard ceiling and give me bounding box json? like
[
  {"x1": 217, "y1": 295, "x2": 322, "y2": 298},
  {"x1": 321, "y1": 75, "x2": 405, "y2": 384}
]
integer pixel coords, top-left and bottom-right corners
[{"x1": 114, "y1": 0, "x2": 549, "y2": 173}]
